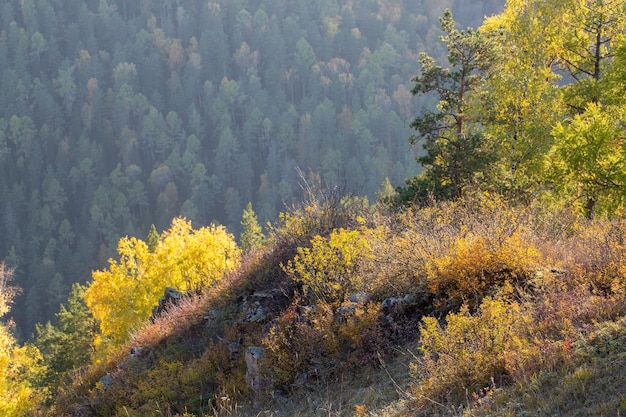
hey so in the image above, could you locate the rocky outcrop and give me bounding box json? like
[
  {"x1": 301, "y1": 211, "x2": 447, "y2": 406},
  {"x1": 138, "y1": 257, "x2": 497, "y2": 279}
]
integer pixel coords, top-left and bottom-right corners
[
  {"x1": 241, "y1": 290, "x2": 290, "y2": 323},
  {"x1": 336, "y1": 292, "x2": 370, "y2": 322},
  {"x1": 381, "y1": 293, "x2": 416, "y2": 316},
  {"x1": 150, "y1": 287, "x2": 183, "y2": 321}
]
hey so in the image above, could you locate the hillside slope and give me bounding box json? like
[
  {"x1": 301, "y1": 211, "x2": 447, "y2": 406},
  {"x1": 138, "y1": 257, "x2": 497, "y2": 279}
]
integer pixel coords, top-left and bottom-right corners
[{"x1": 49, "y1": 194, "x2": 626, "y2": 416}]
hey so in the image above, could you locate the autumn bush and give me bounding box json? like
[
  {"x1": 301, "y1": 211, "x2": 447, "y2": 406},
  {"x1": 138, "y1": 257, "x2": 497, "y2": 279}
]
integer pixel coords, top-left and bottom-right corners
[
  {"x1": 566, "y1": 220, "x2": 626, "y2": 295},
  {"x1": 411, "y1": 286, "x2": 544, "y2": 413},
  {"x1": 282, "y1": 227, "x2": 379, "y2": 306},
  {"x1": 261, "y1": 296, "x2": 388, "y2": 391}
]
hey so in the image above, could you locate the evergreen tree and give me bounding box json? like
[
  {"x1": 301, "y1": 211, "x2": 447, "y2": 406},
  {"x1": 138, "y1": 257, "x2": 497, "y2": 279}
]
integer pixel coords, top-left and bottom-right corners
[
  {"x1": 401, "y1": 9, "x2": 498, "y2": 203},
  {"x1": 35, "y1": 283, "x2": 98, "y2": 387},
  {"x1": 146, "y1": 224, "x2": 159, "y2": 253},
  {"x1": 240, "y1": 202, "x2": 264, "y2": 253}
]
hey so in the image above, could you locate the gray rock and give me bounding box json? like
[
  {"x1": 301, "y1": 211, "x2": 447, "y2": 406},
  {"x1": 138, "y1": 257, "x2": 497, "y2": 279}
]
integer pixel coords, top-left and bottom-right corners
[
  {"x1": 245, "y1": 346, "x2": 265, "y2": 391},
  {"x1": 99, "y1": 374, "x2": 113, "y2": 390},
  {"x1": 150, "y1": 287, "x2": 183, "y2": 321},
  {"x1": 336, "y1": 304, "x2": 357, "y2": 322},
  {"x1": 240, "y1": 289, "x2": 290, "y2": 324},
  {"x1": 244, "y1": 304, "x2": 267, "y2": 323},
  {"x1": 382, "y1": 293, "x2": 417, "y2": 316},
  {"x1": 349, "y1": 292, "x2": 369, "y2": 304},
  {"x1": 129, "y1": 347, "x2": 143, "y2": 358}
]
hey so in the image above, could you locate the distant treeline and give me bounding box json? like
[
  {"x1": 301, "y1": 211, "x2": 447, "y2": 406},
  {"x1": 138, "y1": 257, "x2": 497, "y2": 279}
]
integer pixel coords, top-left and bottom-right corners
[{"x1": 0, "y1": 0, "x2": 504, "y2": 334}]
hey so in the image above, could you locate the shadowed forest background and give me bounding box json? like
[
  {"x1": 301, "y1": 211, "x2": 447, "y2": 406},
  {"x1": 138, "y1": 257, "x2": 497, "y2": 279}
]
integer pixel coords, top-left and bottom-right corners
[{"x1": 0, "y1": 0, "x2": 504, "y2": 334}]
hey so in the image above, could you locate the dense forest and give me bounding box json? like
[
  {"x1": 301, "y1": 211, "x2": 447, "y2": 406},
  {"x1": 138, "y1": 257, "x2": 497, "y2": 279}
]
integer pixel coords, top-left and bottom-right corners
[
  {"x1": 4, "y1": 0, "x2": 626, "y2": 416},
  {"x1": 0, "y1": 0, "x2": 503, "y2": 334}
]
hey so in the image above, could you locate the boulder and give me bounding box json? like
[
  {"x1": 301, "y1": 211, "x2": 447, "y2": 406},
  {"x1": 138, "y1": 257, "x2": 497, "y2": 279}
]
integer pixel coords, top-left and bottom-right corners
[
  {"x1": 336, "y1": 303, "x2": 357, "y2": 322},
  {"x1": 99, "y1": 374, "x2": 113, "y2": 390},
  {"x1": 241, "y1": 289, "x2": 289, "y2": 323},
  {"x1": 381, "y1": 293, "x2": 417, "y2": 319},
  {"x1": 245, "y1": 346, "x2": 265, "y2": 391},
  {"x1": 349, "y1": 292, "x2": 369, "y2": 304},
  {"x1": 243, "y1": 304, "x2": 267, "y2": 323},
  {"x1": 150, "y1": 287, "x2": 183, "y2": 321},
  {"x1": 336, "y1": 292, "x2": 369, "y2": 322}
]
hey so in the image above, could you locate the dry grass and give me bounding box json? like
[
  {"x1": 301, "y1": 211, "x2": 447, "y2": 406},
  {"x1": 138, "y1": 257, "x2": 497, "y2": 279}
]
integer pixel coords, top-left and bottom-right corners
[{"x1": 52, "y1": 194, "x2": 626, "y2": 417}]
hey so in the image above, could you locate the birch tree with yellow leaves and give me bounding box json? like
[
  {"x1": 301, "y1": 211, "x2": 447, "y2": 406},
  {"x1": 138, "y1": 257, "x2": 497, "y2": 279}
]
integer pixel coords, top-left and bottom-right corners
[
  {"x1": 0, "y1": 262, "x2": 45, "y2": 416},
  {"x1": 85, "y1": 218, "x2": 240, "y2": 353},
  {"x1": 478, "y1": 0, "x2": 626, "y2": 215}
]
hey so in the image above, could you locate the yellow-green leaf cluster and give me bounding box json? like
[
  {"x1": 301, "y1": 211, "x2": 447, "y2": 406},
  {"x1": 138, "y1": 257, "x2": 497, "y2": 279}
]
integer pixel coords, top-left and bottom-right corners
[
  {"x1": 414, "y1": 287, "x2": 541, "y2": 407},
  {"x1": 0, "y1": 262, "x2": 45, "y2": 416},
  {"x1": 0, "y1": 328, "x2": 45, "y2": 417},
  {"x1": 85, "y1": 218, "x2": 240, "y2": 351},
  {"x1": 283, "y1": 227, "x2": 376, "y2": 305}
]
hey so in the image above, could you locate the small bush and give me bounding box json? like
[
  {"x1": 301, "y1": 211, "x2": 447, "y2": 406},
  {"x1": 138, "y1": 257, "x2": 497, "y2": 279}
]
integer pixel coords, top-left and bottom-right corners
[
  {"x1": 283, "y1": 227, "x2": 376, "y2": 306},
  {"x1": 262, "y1": 301, "x2": 338, "y2": 388},
  {"x1": 412, "y1": 286, "x2": 543, "y2": 412},
  {"x1": 262, "y1": 299, "x2": 388, "y2": 390}
]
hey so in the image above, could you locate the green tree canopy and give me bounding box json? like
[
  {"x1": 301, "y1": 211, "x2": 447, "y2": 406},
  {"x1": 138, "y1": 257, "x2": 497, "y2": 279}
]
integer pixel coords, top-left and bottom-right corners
[{"x1": 401, "y1": 9, "x2": 498, "y2": 203}]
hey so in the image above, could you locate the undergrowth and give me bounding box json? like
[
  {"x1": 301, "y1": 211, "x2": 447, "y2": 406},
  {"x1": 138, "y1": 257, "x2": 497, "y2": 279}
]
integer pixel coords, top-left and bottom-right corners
[{"x1": 50, "y1": 193, "x2": 626, "y2": 416}]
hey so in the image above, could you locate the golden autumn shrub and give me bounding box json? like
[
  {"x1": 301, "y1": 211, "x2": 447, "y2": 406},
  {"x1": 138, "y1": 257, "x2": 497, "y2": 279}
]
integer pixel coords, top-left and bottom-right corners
[
  {"x1": 283, "y1": 227, "x2": 376, "y2": 305},
  {"x1": 425, "y1": 229, "x2": 542, "y2": 310},
  {"x1": 412, "y1": 286, "x2": 542, "y2": 410}
]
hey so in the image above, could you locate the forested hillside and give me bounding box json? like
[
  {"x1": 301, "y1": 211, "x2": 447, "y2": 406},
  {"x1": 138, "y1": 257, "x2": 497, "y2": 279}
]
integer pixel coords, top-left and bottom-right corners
[
  {"x1": 0, "y1": 0, "x2": 504, "y2": 333},
  {"x1": 3, "y1": 0, "x2": 626, "y2": 416}
]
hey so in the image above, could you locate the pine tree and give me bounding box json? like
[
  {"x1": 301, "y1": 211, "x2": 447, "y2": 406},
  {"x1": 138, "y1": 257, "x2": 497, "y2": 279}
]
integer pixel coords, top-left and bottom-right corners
[
  {"x1": 35, "y1": 283, "x2": 99, "y2": 386},
  {"x1": 401, "y1": 9, "x2": 498, "y2": 203}
]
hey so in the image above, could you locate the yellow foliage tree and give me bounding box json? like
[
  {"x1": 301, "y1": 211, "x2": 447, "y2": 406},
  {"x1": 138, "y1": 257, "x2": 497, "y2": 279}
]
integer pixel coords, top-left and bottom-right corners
[
  {"x1": 0, "y1": 262, "x2": 45, "y2": 416},
  {"x1": 85, "y1": 218, "x2": 240, "y2": 351}
]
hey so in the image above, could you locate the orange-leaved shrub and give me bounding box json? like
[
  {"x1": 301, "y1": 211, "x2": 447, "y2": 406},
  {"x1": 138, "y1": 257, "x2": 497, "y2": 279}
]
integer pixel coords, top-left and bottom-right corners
[{"x1": 425, "y1": 229, "x2": 542, "y2": 311}]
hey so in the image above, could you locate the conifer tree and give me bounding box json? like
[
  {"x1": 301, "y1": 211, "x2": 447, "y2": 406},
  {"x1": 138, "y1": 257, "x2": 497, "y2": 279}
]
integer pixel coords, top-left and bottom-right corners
[
  {"x1": 240, "y1": 202, "x2": 264, "y2": 253},
  {"x1": 146, "y1": 224, "x2": 159, "y2": 252},
  {"x1": 35, "y1": 283, "x2": 99, "y2": 386},
  {"x1": 401, "y1": 9, "x2": 498, "y2": 203}
]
